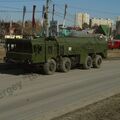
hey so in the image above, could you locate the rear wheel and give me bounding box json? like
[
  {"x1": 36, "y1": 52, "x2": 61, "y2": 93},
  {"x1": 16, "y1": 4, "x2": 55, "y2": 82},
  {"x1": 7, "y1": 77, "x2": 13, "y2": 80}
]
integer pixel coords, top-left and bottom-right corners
[
  {"x1": 43, "y1": 59, "x2": 56, "y2": 75},
  {"x1": 59, "y1": 57, "x2": 71, "y2": 72},
  {"x1": 93, "y1": 55, "x2": 102, "y2": 68},
  {"x1": 83, "y1": 56, "x2": 92, "y2": 69}
]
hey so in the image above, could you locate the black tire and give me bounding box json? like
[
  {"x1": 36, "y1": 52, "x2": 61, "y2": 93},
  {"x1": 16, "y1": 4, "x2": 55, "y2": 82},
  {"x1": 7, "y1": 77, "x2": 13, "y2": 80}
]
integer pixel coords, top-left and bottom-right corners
[
  {"x1": 5, "y1": 59, "x2": 15, "y2": 64},
  {"x1": 93, "y1": 55, "x2": 102, "y2": 68},
  {"x1": 83, "y1": 56, "x2": 92, "y2": 69},
  {"x1": 43, "y1": 59, "x2": 56, "y2": 75},
  {"x1": 59, "y1": 57, "x2": 71, "y2": 72},
  {"x1": 23, "y1": 65, "x2": 29, "y2": 71}
]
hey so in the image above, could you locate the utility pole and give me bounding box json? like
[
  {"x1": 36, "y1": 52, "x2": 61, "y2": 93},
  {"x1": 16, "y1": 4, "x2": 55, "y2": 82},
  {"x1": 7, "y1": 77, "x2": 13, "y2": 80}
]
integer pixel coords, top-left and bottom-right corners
[
  {"x1": 42, "y1": 5, "x2": 45, "y2": 21},
  {"x1": 32, "y1": 5, "x2": 36, "y2": 35},
  {"x1": 45, "y1": 0, "x2": 50, "y2": 37},
  {"x1": 52, "y1": 4, "x2": 55, "y2": 22},
  {"x1": 22, "y1": 6, "x2": 26, "y2": 35},
  {"x1": 62, "y1": 4, "x2": 67, "y2": 28},
  {"x1": 41, "y1": 5, "x2": 45, "y2": 36},
  {"x1": 9, "y1": 18, "x2": 13, "y2": 35}
]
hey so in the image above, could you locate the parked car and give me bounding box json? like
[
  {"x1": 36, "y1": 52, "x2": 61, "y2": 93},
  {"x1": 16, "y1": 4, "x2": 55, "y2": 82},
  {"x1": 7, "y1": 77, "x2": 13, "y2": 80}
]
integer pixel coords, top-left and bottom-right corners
[{"x1": 108, "y1": 39, "x2": 120, "y2": 49}]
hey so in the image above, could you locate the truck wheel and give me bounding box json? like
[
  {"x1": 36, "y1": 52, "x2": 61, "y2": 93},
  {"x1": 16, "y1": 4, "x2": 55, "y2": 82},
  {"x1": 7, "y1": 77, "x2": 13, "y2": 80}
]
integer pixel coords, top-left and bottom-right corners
[
  {"x1": 83, "y1": 56, "x2": 92, "y2": 69},
  {"x1": 43, "y1": 59, "x2": 56, "y2": 75},
  {"x1": 93, "y1": 55, "x2": 102, "y2": 68},
  {"x1": 59, "y1": 57, "x2": 71, "y2": 72},
  {"x1": 23, "y1": 64, "x2": 31, "y2": 72}
]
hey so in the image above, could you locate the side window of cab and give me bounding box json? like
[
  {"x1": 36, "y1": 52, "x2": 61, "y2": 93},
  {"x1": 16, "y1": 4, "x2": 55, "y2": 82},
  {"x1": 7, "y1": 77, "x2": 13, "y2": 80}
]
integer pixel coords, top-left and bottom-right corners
[{"x1": 34, "y1": 45, "x2": 42, "y2": 54}]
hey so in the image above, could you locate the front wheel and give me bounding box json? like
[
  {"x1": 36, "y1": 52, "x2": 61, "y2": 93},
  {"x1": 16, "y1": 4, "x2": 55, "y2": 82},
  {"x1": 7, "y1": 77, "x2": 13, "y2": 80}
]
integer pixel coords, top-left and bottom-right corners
[
  {"x1": 93, "y1": 55, "x2": 102, "y2": 68},
  {"x1": 43, "y1": 59, "x2": 56, "y2": 75}
]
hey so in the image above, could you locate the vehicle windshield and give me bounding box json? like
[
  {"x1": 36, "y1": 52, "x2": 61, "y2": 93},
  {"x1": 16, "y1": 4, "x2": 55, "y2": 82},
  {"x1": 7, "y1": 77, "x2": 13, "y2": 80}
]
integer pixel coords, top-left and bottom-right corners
[{"x1": 6, "y1": 40, "x2": 32, "y2": 53}]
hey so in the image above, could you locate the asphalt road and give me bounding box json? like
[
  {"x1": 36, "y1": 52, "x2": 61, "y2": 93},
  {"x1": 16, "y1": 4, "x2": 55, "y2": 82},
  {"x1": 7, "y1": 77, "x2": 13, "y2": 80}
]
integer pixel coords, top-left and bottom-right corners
[{"x1": 0, "y1": 60, "x2": 120, "y2": 120}]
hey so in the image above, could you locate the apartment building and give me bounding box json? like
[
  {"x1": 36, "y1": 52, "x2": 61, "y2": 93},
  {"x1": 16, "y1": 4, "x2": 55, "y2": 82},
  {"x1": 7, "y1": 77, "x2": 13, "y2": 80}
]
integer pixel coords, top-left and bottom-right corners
[
  {"x1": 90, "y1": 18, "x2": 113, "y2": 28},
  {"x1": 75, "y1": 13, "x2": 90, "y2": 29}
]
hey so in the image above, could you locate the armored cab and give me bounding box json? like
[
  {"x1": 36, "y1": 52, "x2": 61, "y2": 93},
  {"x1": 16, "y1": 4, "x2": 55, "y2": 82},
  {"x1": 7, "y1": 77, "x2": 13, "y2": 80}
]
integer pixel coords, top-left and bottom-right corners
[{"x1": 5, "y1": 34, "x2": 107, "y2": 75}]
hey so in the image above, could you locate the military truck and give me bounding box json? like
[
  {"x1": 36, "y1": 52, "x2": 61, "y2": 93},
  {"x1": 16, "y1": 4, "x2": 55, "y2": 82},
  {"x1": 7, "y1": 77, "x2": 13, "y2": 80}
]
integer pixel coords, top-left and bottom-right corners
[{"x1": 5, "y1": 35, "x2": 107, "y2": 75}]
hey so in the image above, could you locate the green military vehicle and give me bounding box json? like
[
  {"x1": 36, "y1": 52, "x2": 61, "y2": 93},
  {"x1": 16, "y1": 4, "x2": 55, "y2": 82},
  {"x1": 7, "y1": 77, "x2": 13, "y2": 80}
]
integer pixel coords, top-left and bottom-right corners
[{"x1": 5, "y1": 34, "x2": 107, "y2": 75}]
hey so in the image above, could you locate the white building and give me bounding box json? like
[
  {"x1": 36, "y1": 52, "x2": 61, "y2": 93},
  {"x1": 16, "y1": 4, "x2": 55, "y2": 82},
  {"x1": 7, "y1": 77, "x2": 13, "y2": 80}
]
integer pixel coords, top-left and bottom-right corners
[
  {"x1": 90, "y1": 18, "x2": 113, "y2": 28},
  {"x1": 116, "y1": 21, "x2": 120, "y2": 34},
  {"x1": 75, "y1": 13, "x2": 90, "y2": 29},
  {"x1": 117, "y1": 16, "x2": 120, "y2": 21},
  {"x1": 116, "y1": 17, "x2": 120, "y2": 34}
]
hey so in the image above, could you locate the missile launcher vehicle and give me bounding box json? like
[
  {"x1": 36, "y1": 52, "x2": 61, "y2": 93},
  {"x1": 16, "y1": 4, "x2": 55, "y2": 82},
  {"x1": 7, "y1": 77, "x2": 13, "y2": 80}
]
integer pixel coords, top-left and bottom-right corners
[{"x1": 5, "y1": 34, "x2": 107, "y2": 75}]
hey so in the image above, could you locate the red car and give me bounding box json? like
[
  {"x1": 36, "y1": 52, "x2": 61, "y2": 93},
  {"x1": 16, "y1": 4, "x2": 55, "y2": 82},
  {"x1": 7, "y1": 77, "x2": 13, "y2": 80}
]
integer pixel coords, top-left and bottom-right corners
[{"x1": 108, "y1": 39, "x2": 120, "y2": 49}]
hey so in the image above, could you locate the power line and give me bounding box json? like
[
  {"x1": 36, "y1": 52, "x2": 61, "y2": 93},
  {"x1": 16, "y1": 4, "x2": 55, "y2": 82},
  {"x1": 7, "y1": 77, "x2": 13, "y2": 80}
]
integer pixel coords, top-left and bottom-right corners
[
  {"x1": 0, "y1": 6, "x2": 21, "y2": 10},
  {"x1": 52, "y1": 11, "x2": 75, "y2": 25},
  {"x1": 54, "y1": 13, "x2": 74, "y2": 25},
  {"x1": 0, "y1": 0, "x2": 45, "y2": 3},
  {"x1": 0, "y1": 10, "x2": 42, "y2": 13},
  {"x1": 55, "y1": 5, "x2": 75, "y2": 18},
  {"x1": 54, "y1": 3, "x2": 120, "y2": 16}
]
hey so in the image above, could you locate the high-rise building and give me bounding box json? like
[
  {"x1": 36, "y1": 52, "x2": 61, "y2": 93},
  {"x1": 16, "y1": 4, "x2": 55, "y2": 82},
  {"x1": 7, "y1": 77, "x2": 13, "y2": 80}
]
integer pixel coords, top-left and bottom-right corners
[
  {"x1": 82, "y1": 13, "x2": 90, "y2": 26},
  {"x1": 75, "y1": 13, "x2": 90, "y2": 29}
]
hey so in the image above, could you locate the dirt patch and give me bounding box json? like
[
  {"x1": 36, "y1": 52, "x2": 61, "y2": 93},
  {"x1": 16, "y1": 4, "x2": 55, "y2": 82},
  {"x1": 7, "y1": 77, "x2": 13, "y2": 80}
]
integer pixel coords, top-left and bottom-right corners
[
  {"x1": 0, "y1": 44, "x2": 6, "y2": 63},
  {"x1": 52, "y1": 94, "x2": 120, "y2": 120}
]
